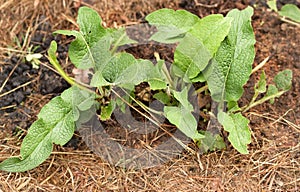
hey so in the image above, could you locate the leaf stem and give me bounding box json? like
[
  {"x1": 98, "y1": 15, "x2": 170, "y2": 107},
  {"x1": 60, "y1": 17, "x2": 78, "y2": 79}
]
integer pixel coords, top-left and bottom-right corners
[
  {"x1": 154, "y1": 52, "x2": 174, "y2": 89},
  {"x1": 242, "y1": 91, "x2": 285, "y2": 112},
  {"x1": 47, "y1": 55, "x2": 96, "y2": 95},
  {"x1": 280, "y1": 17, "x2": 300, "y2": 28},
  {"x1": 111, "y1": 88, "x2": 195, "y2": 154}
]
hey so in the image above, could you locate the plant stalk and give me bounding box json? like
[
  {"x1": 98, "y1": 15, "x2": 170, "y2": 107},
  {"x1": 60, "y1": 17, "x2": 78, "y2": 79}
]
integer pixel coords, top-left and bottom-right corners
[{"x1": 242, "y1": 91, "x2": 285, "y2": 112}]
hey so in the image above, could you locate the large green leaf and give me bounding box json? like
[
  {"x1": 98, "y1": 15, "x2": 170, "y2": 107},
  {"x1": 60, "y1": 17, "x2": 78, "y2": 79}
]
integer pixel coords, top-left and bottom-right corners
[
  {"x1": 173, "y1": 15, "x2": 232, "y2": 80},
  {"x1": 55, "y1": 7, "x2": 107, "y2": 69},
  {"x1": 188, "y1": 14, "x2": 232, "y2": 55},
  {"x1": 217, "y1": 112, "x2": 251, "y2": 154},
  {"x1": 146, "y1": 8, "x2": 200, "y2": 43},
  {"x1": 173, "y1": 34, "x2": 212, "y2": 79},
  {"x1": 0, "y1": 87, "x2": 97, "y2": 172},
  {"x1": 102, "y1": 52, "x2": 136, "y2": 83},
  {"x1": 114, "y1": 59, "x2": 167, "y2": 88},
  {"x1": 91, "y1": 54, "x2": 166, "y2": 89},
  {"x1": 204, "y1": 7, "x2": 256, "y2": 102}
]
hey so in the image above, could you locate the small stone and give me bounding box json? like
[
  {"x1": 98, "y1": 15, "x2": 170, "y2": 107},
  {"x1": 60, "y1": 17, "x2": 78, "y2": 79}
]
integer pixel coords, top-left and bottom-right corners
[{"x1": 281, "y1": 23, "x2": 288, "y2": 31}]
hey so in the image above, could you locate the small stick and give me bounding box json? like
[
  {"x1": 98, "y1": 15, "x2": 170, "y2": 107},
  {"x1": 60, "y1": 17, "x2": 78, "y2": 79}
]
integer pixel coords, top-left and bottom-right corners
[
  {"x1": 251, "y1": 56, "x2": 270, "y2": 75},
  {"x1": 0, "y1": 80, "x2": 34, "y2": 98}
]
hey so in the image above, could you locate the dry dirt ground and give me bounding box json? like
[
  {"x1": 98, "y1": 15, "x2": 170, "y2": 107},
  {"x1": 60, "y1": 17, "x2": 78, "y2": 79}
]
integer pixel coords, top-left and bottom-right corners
[{"x1": 0, "y1": 0, "x2": 299, "y2": 191}]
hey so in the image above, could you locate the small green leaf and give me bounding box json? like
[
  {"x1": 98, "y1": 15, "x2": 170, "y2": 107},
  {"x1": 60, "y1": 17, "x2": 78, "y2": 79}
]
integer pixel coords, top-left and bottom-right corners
[
  {"x1": 279, "y1": 4, "x2": 300, "y2": 22},
  {"x1": 100, "y1": 101, "x2": 116, "y2": 121},
  {"x1": 265, "y1": 84, "x2": 279, "y2": 104},
  {"x1": 274, "y1": 69, "x2": 293, "y2": 91},
  {"x1": 197, "y1": 131, "x2": 226, "y2": 153},
  {"x1": 256, "y1": 70, "x2": 267, "y2": 93},
  {"x1": 267, "y1": 0, "x2": 278, "y2": 12},
  {"x1": 173, "y1": 87, "x2": 193, "y2": 111},
  {"x1": 164, "y1": 106, "x2": 204, "y2": 140},
  {"x1": 218, "y1": 112, "x2": 251, "y2": 154},
  {"x1": 190, "y1": 72, "x2": 206, "y2": 83},
  {"x1": 77, "y1": 96, "x2": 96, "y2": 111},
  {"x1": 114, "y1": 60, "x2": 166, "y2": 88},
  {"x1": 153, "y1": 92, "x2": 171, "y2": 105},
  {"x1": 146, "y1": 8, "x2": 200, "y2": 43},
  {"x1": 108, "y1": 27, "x2": 137, "y2": 47},
  {"x1": 227, "y1": 101, "x2": 241, "y2": 112},
  {"x1": 148, "y1": 79, "x2": 167, "y2": 90},
  {"x1": 90, "y1": 71, "x2": 111, "y2": 87}
]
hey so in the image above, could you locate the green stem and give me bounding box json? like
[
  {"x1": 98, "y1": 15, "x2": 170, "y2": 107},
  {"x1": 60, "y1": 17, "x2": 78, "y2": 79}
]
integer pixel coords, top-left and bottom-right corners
[
  {"x1": 162, "y1": 62, "x2": 175, "y2": 88},
  {"x1": 48, "y1": 55, "x2": 96, "y2": 95},
  {"x1": 242, "y1": 91, "x2": 285, "y2": 113}
]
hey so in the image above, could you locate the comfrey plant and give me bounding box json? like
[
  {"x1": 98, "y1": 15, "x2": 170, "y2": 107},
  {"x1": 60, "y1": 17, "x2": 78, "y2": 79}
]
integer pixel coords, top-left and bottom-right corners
[{"x1": 0, "y1": 6, "x2": 292, "y2": 172}]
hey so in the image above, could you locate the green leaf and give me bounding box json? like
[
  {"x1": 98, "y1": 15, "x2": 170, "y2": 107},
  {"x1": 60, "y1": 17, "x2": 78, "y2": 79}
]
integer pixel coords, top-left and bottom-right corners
[
  {"x1": 274, "y1": 69, "x2": 293, "y2": 91},
  {"x1": 38, "y1": 97, "x2": 71, "y2": 125},
  {"x1": 217, "y1": 112, "x2": 251, "y2": 154},
  {"x1": 100, "y1": 101, "x2": 116, "y2": 121},
  {"x1": 188, "y1": 14, "x2": 232, "y2": 55},
  {"x1": 204, "y1": 7, "x2": 256, "y2": 102},
  {"x1": 146, "y1": 8, "x2": 200, "y2": 43},
  {"x1": 164, "y1": 106, "x2": 204, "y2": 140},
  {"x1": 174, "y1": 33, "x2": 212, "y2": 79},
  {"x1": 265, "y1": 84, "x2": 278, "y2": 104},
  {"x1": 102, "y1": 52, "x2": 136, "y2": 83},
  {"x1": 0, "y1": 86, "x2": 97, "y2": 172},
  {"x1": 114, "y1": 59, "x2": 167, "y2": 88},
  {"x1": 256, "y1": 70, "x2": 267, "y2": 93},
  {"x1": 108, "y1": 27, "x2": 137, "y2": 47},
  {"x1": 174, "y1": 15, "x2": 232, "y2": 81},
  {"x1": 173, "y1": 87, "x2": 193, "y2": 111},
  {"x1": 0, "y1": 120, "x2": 53, "y2": 172},
  {"x1": 197, "y1": 131, "x2": 226, "y2": 153},
  {"x1": 90, "y1": 71, "x2": 111, "y2": 87},
  {"x1": 190, "y1": 72, "x2": 206, "y2": 83},
  {"x1": 279, "y1": 4, "x2": 300, "y2": 22},
  {"x1": 267, "y1": 0, "x2": 278, "y2": 12},
  {"x1": 227, "y1": 101, "x2": 241, "y2": 112},
  {"x1": 55, "y1": 7, "x2": 107, "y2": 69},
  {"x1": 153, "y1": 92, "x2": 171, "y2": 105}
]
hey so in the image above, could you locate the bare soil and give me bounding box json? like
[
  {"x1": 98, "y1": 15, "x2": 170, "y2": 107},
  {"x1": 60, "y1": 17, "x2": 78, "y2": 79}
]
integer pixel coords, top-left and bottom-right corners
[{"x1": 0, "y1": 0, "x2": 299, "y2": 191}]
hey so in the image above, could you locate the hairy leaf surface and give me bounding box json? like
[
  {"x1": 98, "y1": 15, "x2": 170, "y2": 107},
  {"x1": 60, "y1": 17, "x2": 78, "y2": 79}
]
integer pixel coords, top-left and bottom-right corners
[
  {"x1": 217, "y1": 112, "x2": 251, "y2": 154},
  {"x1": 55, "y1": 7, "x2": 107, "y2": 69},
  {"x1": 188, "y1": 14, "x2": 232, "y2": 55},
  {"x1": 204, "y1": 7, "x2": 256, "y2": 102},
  {"x1": 164, "y1": 106, "x2": 204, "y2": 140},
  {"x1": 146, "y1": 8, "x2": 200, "y2": 43}
]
